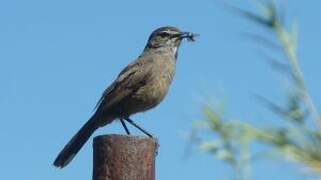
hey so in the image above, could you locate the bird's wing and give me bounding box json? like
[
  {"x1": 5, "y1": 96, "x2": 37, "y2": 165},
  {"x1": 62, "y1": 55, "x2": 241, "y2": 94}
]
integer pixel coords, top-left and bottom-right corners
[{"x1": 95, "y1": 57, "x2": 153, "y2": 113}]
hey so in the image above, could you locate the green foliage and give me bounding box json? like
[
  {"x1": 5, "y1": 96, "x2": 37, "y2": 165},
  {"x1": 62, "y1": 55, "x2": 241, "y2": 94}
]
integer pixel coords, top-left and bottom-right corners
[{"x1": 192, "y1": 1, "x2": 321, "y2": 179}]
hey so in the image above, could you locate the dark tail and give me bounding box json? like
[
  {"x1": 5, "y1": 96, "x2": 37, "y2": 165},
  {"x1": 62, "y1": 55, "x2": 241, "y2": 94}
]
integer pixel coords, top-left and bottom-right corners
[{"x1": 53, "y1": 116, "x2": 99, "y2": 168}]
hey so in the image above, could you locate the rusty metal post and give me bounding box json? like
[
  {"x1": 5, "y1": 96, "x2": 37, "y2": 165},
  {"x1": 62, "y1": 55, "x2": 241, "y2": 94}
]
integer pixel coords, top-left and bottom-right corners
[{"x1": 93, "y1": 134, "x2": 158, "y2": 180}]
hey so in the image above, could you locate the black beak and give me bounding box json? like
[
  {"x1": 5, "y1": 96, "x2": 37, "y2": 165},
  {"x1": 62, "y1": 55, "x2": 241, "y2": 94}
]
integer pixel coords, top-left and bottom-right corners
[{"x1": 178, "y1": 32, "x2": 199, "y2": 42}]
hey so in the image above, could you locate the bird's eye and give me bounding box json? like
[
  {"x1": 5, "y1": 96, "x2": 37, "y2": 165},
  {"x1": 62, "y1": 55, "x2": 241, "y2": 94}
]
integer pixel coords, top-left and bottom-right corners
[{"x1": 159, "y1": 32, "x2": 169, "y2": 38}]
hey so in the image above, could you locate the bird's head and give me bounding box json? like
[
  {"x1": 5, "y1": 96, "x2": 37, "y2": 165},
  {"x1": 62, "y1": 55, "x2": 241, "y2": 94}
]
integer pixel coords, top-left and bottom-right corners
[{"x1": 145, "y1": 26, "x2": 198, "y2": 51}]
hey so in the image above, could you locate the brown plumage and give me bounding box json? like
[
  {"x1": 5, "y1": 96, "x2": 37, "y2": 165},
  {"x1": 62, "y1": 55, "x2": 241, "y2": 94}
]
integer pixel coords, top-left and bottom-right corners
[{"x1": 53, "y1": 26, "x2": 197, "y2": 168}]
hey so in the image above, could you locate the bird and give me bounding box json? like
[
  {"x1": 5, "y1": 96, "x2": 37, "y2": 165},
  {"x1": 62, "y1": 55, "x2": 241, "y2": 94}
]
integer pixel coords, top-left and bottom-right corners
[{"x1": 53, "y1": 26, "x2": 197, "y2": 168}]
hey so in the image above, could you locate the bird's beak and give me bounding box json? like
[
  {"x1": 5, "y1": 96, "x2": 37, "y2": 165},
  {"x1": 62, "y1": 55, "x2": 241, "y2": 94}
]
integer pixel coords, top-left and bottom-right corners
[{"x1": 179, "y1": 32, "x2": 199, "y2": 42}]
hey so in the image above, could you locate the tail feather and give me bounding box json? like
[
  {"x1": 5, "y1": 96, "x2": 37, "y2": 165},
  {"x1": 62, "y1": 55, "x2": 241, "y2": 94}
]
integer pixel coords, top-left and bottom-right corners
[{"x1": 53, "y1": 116, "x2": 99, "y2": 168}]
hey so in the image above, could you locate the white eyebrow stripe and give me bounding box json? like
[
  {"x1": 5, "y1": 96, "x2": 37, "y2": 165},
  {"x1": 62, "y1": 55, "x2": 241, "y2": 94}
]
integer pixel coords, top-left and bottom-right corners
[{"x1": 161, "y1": 30, "x2": 180, "y2": 34}]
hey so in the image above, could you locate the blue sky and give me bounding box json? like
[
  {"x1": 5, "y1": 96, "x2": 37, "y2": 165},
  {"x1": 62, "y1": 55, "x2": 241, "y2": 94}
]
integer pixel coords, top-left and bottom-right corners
[{"x1": 1, "y1": 0, "x2": 321, "y2": 179}]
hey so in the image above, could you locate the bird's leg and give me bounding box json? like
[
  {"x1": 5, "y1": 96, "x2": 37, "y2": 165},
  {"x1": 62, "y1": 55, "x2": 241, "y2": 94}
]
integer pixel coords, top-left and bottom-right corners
[
  {"x1": 124, "y1": 117, "x2": 153, "y2": 138},
  {"x1": 120, "y1": 118, "x2": 130, "y2": 135}
]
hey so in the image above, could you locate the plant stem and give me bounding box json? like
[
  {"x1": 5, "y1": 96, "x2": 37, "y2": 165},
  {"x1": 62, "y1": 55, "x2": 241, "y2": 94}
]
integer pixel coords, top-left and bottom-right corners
[{"x1": 274, "y1": 21, "x2": 321, "y2": 129}]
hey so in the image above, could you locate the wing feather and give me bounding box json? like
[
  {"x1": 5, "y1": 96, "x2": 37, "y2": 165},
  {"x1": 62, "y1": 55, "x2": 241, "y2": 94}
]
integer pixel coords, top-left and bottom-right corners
[{"x1": 95, "y1": 57, "x2": 153, "y2": 113}]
